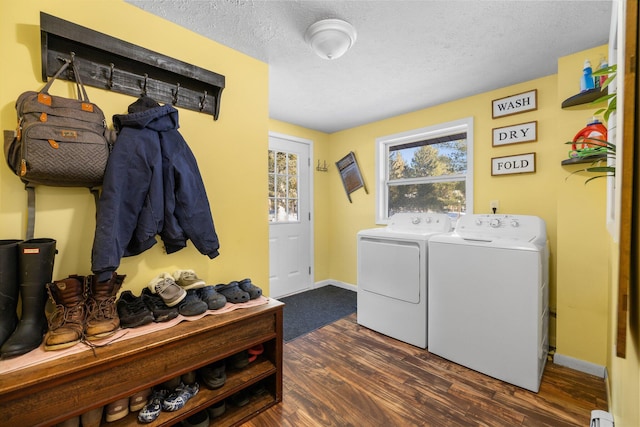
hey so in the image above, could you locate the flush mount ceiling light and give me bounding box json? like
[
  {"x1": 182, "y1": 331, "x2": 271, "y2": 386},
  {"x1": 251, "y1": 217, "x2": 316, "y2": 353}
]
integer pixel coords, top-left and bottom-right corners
[{"x1": 304, "y1": 19, "x2": 357, "y2": 60}]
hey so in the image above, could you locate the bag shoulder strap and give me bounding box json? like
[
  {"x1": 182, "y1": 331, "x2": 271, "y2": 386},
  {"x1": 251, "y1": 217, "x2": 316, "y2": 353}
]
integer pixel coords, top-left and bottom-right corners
[
  {"x1": 40, "y1": 58, "x2": 90, "y2": 103},
  {"x1": 24, "y1": 185, "x2": 100, "y2": 240}
]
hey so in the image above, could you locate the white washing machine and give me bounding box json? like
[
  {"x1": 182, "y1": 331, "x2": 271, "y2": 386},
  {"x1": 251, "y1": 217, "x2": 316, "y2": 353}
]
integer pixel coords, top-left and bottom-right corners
[
  {"x1": 357, "y1": 213, "x2": 452, "y2": 348},
  {"x1": 428, "y1": 214, "x2": 549, "y2": 392}
]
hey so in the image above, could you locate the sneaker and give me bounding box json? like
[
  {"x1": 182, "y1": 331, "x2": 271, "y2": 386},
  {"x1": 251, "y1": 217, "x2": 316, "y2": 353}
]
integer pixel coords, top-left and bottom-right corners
[
  {"x1": 197, "y1": 286, "x2": 227, "y2": 310},
  {"x1": 80, "y1": 406, "x2": 103, "y2": 427},
  {"x1": 116, "y1": 291, "x2": 154, "y2": 328},
  {"x1": 162, "y1": 382, "x2": 199, "y2": 412},
  {"x1": 181, "y1": 370, "x2": 197, "y2": 385},
  {"x1": 229, "y1": 350, "x2": 249, "y2": 369},
  {"x1": 129, "y1": 387, "x2": 152, "y2": 412},
  {"x1": 162, "y1": 376, "x2": 182, "y2": 390},
  {"x1": 207, "y1": 400, "x2": 226, "y2": 419},
  {"x1": 141, "y1": 288, "x2": 179, "y2": 322},
  {"x1": 148, "y1": 273, "x2": 186, "y2": 307},
  {"x1": 173, "y1": 270, "x2": 206, "y2": 289},
  {"x1": 181, "y1": 409, "x2": 209, "y2": 427},
  {"x1": 105, "y1": 397, "x2": 129, "y2": 422},
  {"x1": 198, "y1": 359, "x2": 226, "y2": 389},
  {"x1": 178, "y1": 289, "x2": 208, "y2": 317},
  {"x1": 138, "y1": 388, "x2": 169, "y2": 423},
  {"x1": 229, "y1": 390, "x2": 250, "y2": 407}
]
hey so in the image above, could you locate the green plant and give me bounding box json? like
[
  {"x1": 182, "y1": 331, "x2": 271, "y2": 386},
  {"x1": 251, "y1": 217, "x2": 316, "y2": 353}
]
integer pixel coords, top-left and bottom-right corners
[
  {"x1": 565, "y1": 64, "x2": 617, "y2": 184},
  {"x1": 593, "y1": 64, "x2": 617, "y2": 121}
]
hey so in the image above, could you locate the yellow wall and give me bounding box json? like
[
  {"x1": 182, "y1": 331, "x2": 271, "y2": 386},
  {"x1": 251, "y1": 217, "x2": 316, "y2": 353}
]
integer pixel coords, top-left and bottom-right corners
[
  {"x1": 0, "y1": 1, "x2": 270, "y2": 295},
  {"x1": 2, "y1": 2, "x2": 637, "y2": 425},
  {"x1": 555, "y1": 47, "x2": 610, "y2": 366}
]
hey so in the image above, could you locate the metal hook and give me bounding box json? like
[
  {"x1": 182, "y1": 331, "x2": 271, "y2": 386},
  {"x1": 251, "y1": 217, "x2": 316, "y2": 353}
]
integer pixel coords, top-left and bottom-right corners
[
  {"x1": 172, "y1": 82, "x2": 180, "y2": 105},
  {"x1": 199, "y1": 90, "x2": 208, "y2": 111},
  {"x1": 107, "y1": 63, "x2": 115, "y2": 89},
  {"x1": 142, "y1": 73, "x2": 148, "y2": 96},
  {"x1": 67, "y1": 52, "x2": 77, "y2": 80}
]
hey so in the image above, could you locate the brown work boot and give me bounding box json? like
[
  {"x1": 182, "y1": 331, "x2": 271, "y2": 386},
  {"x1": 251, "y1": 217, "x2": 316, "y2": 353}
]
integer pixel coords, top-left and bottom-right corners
[
  {"x1": 85, "y1": 273, "x2": 125, "y2": 340},
  {"x1": 44, "y1": 275, "x2": 87, "y2": 351}
]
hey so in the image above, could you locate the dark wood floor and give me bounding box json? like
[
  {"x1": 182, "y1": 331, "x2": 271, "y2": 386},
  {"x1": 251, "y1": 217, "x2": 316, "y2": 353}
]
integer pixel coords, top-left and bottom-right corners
[{"x1": 244, "y1": 314, "x2": 608, "y2": 427}]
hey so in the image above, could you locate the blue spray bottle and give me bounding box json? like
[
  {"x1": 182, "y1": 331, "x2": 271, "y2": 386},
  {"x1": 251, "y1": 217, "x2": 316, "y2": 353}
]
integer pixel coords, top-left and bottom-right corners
[{"x1": 580, "y1": 60, "x2": 595, "y2": 92}]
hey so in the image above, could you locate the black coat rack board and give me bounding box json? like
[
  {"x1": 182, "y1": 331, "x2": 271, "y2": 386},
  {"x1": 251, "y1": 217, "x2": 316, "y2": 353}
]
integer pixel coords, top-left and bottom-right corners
[{"x1": 40, "y1": 12, "x2": 225, "y2": 119}]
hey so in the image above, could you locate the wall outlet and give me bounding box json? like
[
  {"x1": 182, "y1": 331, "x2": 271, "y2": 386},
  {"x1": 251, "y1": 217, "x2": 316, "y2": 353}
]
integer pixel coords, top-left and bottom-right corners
[{"x1": 490, "y1": 200, "x2": 499, "y2": 212}]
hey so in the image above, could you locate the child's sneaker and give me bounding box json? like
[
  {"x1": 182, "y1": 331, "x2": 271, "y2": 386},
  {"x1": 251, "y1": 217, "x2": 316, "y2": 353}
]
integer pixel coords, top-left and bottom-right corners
[
  {"x1": 137, "y1": 388, "x2": 169, "y2": 423},
  {"x1": 162, "y1": 382, "x2": 199, "y2": 412},
  {"x1": 148, "y1": 273, "x2": 186, "y2": 307},
  {"x1": 173, "y1": 270, "x2": 206, "y2": 289}
]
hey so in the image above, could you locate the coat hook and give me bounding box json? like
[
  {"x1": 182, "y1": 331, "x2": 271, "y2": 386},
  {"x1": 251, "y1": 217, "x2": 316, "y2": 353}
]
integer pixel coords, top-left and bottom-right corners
[
  {"x1": 66, "y1": 52, "x2": 77, "y2": 80},
  {"x1": 199, "y1": 90, "x2": 208, "y2": 111},
  {"x1": 107, "y1": 63, "x2": 115, "y2": 89},
  {"x1": 316, "y1": 160, "x2": 328, "y2": 172},
  {"x1": 172, "y1": 82, "x2": 180, "y2": 105},
  {"x1": 142, "y1": 73, "x2": 148, "y2": 96}
]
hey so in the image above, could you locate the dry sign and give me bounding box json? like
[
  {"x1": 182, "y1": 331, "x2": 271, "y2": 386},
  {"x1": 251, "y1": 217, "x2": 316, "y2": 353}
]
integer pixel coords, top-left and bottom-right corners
[
  {"x1": 492, "y1": 121, "x2": 537, "y2": 146},
  {"x1": 491, "y1": 153, "x2": 536, "y2": 176}
]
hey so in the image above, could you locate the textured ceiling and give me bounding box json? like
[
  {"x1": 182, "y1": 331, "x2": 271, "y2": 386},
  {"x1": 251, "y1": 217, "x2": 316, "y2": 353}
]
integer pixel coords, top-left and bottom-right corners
[{"x1": 126, "y1": 0, "x2": 613, "y2": 133}]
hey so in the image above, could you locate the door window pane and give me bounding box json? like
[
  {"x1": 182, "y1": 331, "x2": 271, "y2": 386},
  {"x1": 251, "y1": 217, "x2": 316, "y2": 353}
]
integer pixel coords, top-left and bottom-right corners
[{"x1": 268, "y1": 149, "x2": 299, "y2": 222}]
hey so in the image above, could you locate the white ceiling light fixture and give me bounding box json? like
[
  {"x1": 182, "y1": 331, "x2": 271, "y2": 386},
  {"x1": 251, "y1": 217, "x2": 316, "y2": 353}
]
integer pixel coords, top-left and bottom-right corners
[{"x1": 304, "y1": 18, "x2": 357, "y2": 60}]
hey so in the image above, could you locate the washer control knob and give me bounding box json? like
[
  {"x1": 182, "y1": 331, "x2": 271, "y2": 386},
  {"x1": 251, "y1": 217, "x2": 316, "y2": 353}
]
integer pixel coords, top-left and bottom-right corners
[
  {"x1": 475, "y1": 218, "x2": 483, "y2": 226},
  {"x1": 412, "y1": 217, "x2": 421, "y2": 224},
  {"x1": 425, "y1": 217, "x2": 432, "y2": 223},
  {"x1": 510, "y1": 219, "x2": 519, "y2": 227},
  {"x1": 490, "y1": 218, "x2": 501, "y2": 228}
]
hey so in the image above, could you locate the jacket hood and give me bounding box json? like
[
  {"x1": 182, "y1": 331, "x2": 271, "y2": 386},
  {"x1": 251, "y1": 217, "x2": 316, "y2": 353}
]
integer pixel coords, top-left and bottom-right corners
[{"x1": 113, "y1": 101, "x2": 179, "y2": 132}]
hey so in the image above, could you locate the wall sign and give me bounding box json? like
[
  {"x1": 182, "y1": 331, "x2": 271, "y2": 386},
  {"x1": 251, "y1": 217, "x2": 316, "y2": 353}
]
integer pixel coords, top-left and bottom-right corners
[
  {"x1": 491, "y1": 153, "x2": 536, "y2": 176},
  {"x1": 492, "y1": 121, "x2": 538, "y2": 146},
  {"x1": 492, "y1": 89, "x2": 537, "y2": 118}
]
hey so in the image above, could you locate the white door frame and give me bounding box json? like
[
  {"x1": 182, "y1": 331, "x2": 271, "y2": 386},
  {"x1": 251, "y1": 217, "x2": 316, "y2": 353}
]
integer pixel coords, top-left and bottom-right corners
[{"x1": 268, "y1": 131, "x2": 314, "y2": 297}]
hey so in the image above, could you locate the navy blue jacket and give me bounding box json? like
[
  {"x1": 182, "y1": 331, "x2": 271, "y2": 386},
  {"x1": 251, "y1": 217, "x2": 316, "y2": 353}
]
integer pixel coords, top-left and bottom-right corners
[{"x1": 91, "y1": 98, "x2": 219, "y2": 282}]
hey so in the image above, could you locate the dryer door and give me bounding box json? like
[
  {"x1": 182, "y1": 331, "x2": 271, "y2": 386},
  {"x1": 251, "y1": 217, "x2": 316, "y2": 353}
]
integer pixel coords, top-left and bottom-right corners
[{"x1": 358, "y1": 237, "x2": 421, "y2": 303}]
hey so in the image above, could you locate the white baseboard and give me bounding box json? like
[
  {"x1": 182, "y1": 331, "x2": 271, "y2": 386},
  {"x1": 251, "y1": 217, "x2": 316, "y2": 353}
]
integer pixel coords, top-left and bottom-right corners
[
  {"x1": 314, "y1": 279, "x2": 357, "y2": 292},
  {"x1": 553, "y1": 353, "x2": 606, "y2": 378}
]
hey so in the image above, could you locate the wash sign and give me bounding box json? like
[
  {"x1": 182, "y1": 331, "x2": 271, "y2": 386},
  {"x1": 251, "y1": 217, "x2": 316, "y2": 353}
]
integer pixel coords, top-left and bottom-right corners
[
  {"x1": 492, "y1": 90, "x2": 537, "y2": 118},
  {"x1": 492, "y1": 121, "x2": 537, "y2": 146}
]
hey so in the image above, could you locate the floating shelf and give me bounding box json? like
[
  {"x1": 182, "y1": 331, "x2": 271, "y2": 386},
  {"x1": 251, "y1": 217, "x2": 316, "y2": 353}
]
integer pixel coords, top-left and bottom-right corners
[
  {"x1": 561, "y1": 153, "x2": 607, "y2": 165},
  {"x1": 561, "y1": 88, "x2": 607, "y2": 109},
  {"x1": 40, "y1": 12, "x2": 225, "y2": 119}
]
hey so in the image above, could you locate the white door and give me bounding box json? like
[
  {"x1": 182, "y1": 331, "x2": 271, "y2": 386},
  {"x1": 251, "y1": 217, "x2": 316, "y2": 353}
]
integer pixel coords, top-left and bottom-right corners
[{"x1": 268, "y1": 133, "x2": 313, "y2": 298}]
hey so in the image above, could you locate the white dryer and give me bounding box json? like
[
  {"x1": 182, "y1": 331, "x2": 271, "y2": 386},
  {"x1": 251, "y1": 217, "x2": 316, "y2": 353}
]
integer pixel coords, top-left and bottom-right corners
[
  {"x1": 428, "y1": 214, "x2": 549, "y2": 392},
  {"x1": 357, "y1": 213, "x2": 452, "y2": 348}
]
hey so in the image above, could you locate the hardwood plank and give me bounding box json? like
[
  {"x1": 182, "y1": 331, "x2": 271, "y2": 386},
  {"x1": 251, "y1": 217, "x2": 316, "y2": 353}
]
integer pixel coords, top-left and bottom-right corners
[{"x1": 243, "y1": 314, "x2": 607, "y2": 426}]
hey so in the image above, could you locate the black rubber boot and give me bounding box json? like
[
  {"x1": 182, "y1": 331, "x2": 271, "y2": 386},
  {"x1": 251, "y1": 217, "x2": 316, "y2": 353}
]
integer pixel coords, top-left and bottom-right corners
[
  {"x1": 0, "y1": 239, "x2": 22, "y2": 347},
  {"x1": 0, "y1": 238, "x2": 57, "y2": 359}
]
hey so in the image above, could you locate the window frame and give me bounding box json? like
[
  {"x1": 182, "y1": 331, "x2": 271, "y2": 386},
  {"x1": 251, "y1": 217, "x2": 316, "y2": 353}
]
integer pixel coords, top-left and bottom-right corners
[{"x1": 375, "y1": 117, "x2": 474, "y2": 224}]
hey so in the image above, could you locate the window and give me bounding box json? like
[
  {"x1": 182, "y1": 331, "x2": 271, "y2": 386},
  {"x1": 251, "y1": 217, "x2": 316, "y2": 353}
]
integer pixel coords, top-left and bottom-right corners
[
  {"x1": 268, "y1": 149, "x2": 299, "y2": 222},
  {"x1": 376, "y1": 117, "x2": 473, "y2": 223}
]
